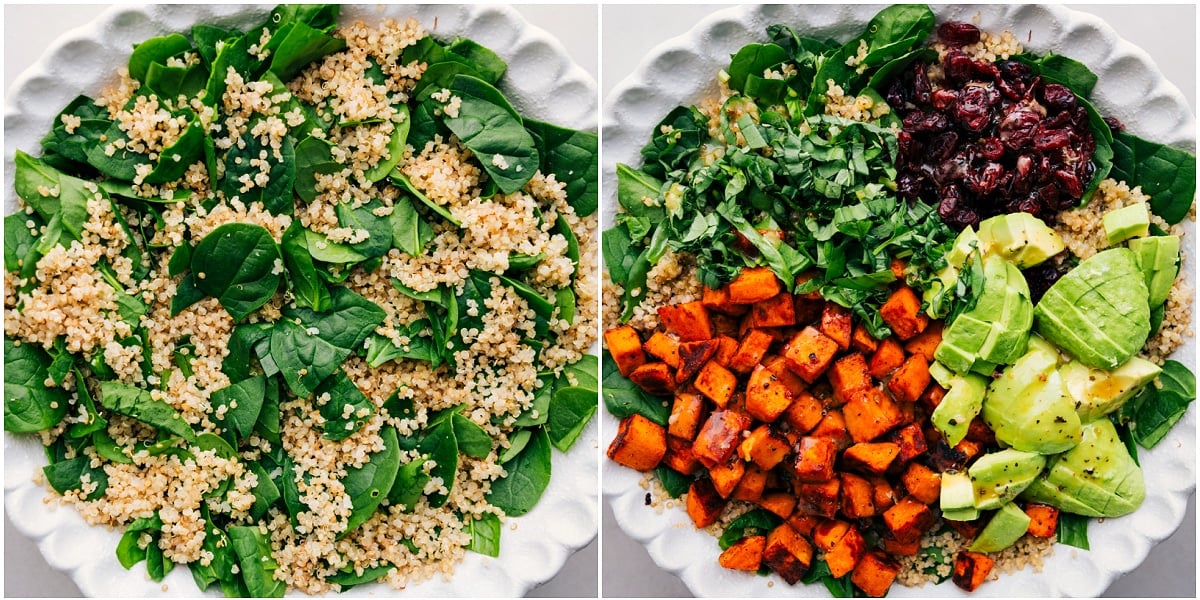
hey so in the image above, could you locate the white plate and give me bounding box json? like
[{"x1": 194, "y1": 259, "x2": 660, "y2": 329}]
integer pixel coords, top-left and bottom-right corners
[
  {"x1": 602, "y1": 4, "x2": 1196, "y2": 597},
  {"x1": 4, "y1": 4, "x2": 598, "y2": 597}
]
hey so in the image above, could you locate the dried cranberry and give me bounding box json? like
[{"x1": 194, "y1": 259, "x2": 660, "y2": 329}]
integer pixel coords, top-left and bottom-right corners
[
  {"x1": 1040, "y1": 83, "x2": 1077, "y2": 111},
  {"x1": 912, "y1": 62, "x2": 932, "y2": 104},
  {"x1": 896, "y1": 172, "x2": 922, "y2": 200},
  {"x1": 977, "y1": 137, "x2": 1005, "y2": 160},
  {"x1": 955, "y1": 208, "x2": 980, "y2": 228},
  {"x1": 1054, "y1": 169, "x2": 1084, "y2": 197},
  {"x1": 998, "y1": 108, "x2": 1041, "y2": 150},
  {"x1": 1012, "y1": 155, "x2": 1036, "y2": 194},
  {"x1": 970, "y1": 59, "x2": 1001, "y2": 82},
  {"x1": 903, "y1": 110, "x2": 950, "y2": 134},
  {"x1": 1103, "y1": 116, "x2": 1126, "y2": 134},
  {"x1": 944, "y1": 50, "x2": 976, "y2": 85},
  {"x1": 938, "y1": 22, "x2": 982, "y2": 47},
  {"x1": 967, "y1": 162, "x2": 1005, "y2": 195},
  {"x1": 897, "y1": 130, "x2": 920, "y2": 161},
  {"x1": 956, "y1": 86, "x2": 994, "y2": 132},
  {"x1": 1023, "y1": 262, "x2": 1065, "y2": 304},
  {"x1": 931, "y1": 89, "x2": 958, "y2": 111},
  {"x1": 886, "y1": 78, "x2": 909, "y2": 110},
  {"x1": 1033, "y1": 127, "x2": 1071, "y2": 151},
  {"x1": 938, "y1": 185, "x2": 963, "y2": 219},
  {"x1": 927, "y1": 131, "x2": 960, "y2": 163}
]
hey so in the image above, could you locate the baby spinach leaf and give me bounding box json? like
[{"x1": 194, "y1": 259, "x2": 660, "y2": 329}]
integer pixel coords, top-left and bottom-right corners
[
  {"x1": 499, "y1": 429, "x2": 532, "y2": 464},
  {"x1": 1109, "y1": 131, "x2": 1197, "y2": 224},
  {"x1": 718, "y1": 509, "x2": 781, "y2": 550},
  {"x1": 496, "y1": 273, "x2": 555, "y2": 318},
  {"x1": 1011, "y1": 52, "x2": 1098, "y2": 97},
  {"x1": 293, "y1": 135, "x2": 342, "y2": 203},
  {"x1": 452, "y1": 413, "x2": 492, "y2": 458},
  {"x1": 247, "y1": 461, "x2": 281, "y2": 521},
  {"x1": 615, "y1": 162, "x2": 664, "y2": 223},
  {"x1": 281, "y1": 220, "x2": 331, "y2": 311},
  {"x1": 68, "y1": 367, "x2": 108, "y2": 439},
  {"x1": 655, "y1": 465, "x2": 691, "y2": 499},
  {"x1": 4, "y1": 213, "x2": 40, "y2": 275},
  {"x1": 4, "y1": 337, "x2": 71, "y2": 433},
  {"x1": 256, "y1": 379, "x2": 282, "y2": 445},
  {"x1": 446, "y1": 37, "x2": 507, "y2": 83},
  {"x1": 727, "y1": 43, "x2": 789, "y2": 93},
  {"x1": 389, "y1": 197, "x2": 434, "y2": 256},
  {"x1": 210, "y1": 375, "x2": 266, "y2": 442},
  {"x1": 389, "y1": 169, "x2": 462, "y2": 226},
  {"x1": 192, "y1": 24, "x2": 241, "y2": 66},
  {"x1": 99, "y1": 381, "x2": 196, "y2": 441},
  {"x1": 280, "y1": 455, "x2": 306, "y2": 525},
  {"x1": 525, "y1": 119, "x2": 599, "y2": 216},
  {"x1": 387, "y1": 456, "x2": 431, "y2": 510},
  {"x1": 40, "y1": 95, "x2": 111, "y2": 165},
  {"x1": 222, "y1": 323, "x2": 271, "y2": 382},
  {"x1": 1057, "y1": 512, "x2": 1090, "y2": 550},
  {"x1": 314, "y1": 370, "x2": 375, "y2": 440},
  {"x1": 418, "y1": 419, "x2": 459, "y2": 508},
  {"x1": 13, "y1": 151, "x2": 91, "y2": 240},
  {"x1": 144, "y1": 60, "x2": 209, "y2": 99},
  {"x1": 326, "y1": 564, "x2": 395, "y2": 589},
  {"x1": 218, "y1": 118, "x2": 296, "y2": 215},
  {"x1": 116, "y1": 514, "x2": 163, "y2": 569},
  {"x1": 342, "y1": 426, "x2": 399, "y2": 536},
  {"x1": 269, "y1": 288, "x2": 385, "y2": 398},
  {"x1": 43, "y1": 455, "x2": 108, "y2": 500},
  {"x1": 336, "y1": 198, "x2": 393, "y2": 259},
  {"x1": 442, "y1": 75, "x2": 540, "y2": 194},
  {"x1": 191, "y1": 222, "x2": 282, "y2": 321},
  {"x1": 228, "y1": 525, "x2": 286, "y2": 598},
  {"x1": 285, "y1": 286, "x2": 386, "y2": 352},
  {"x1": 601, "y1": 351, "x2": 668, "y2": 426},
  {"x1": 514, "y1": 375, "x2": 553, "y2": 428},
  {"x1": 363, "y1": 105, "x2": 411, "y2": 182},
  {"x1": 465, "y1": 512, "x2": 502, "y2": 557},
  {"x1": 547, "y1": 385, "x2": 597, "y2": 452},
  {"x1": 99, "y1": 181, "x2": 192, "y2": 205},
  {"x1": 486, "y1": 427, "x2": 551, "y2": 517},
  {"x1": 508, "y1": 252, "x2": 545, "y2": 272},
  {"x1": 128, "y1": 33, "x2": 192, "y2": 82},
  {"x1": 267, "y1": 20, "x2": 347, "y2": 81},
  {"x1": 267, "y1": 4, "x2": 339, "y2": 32},
  {"x1": 638, "y1": 106, "x2": 709, "y2": 180},
  {"x1": 86, "y1": 116, "x2": 152, "y2": 181},
  {"x1": 302, "y1": 229, "x2": 368, "y2": 264},
  {"x1": 413, "y1": 60, "x2": 488, "y2": 103},
  {"x1": 142, "y1": 118, "x2": 205, "y2": 184}
]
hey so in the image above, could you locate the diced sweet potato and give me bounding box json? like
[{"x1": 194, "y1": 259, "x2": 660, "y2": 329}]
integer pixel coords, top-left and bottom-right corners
[
  {"x1": 693, "y1": 360, "x2": 737, "y2": 408},
  {"x1": 955, "y1": 438, "x2": 985, "y2": 463},
  {"x1": 946, "y1": 518, "x2": 984, "y2": 541},
  {"x1": 751, "y1": 292, "x2": 797, "y2": 328},
  {"x1": 840, "y1": 472, "x2": 877, "y2": 519},
  {"x1": 668, "y1": 392, "x2": 705, "y2": 441},
  {"x1": 795, "y1": 479, "x2": 841, "y2": 518},
  {"x1": 819, "y1": 303, "x2": 853, "y2": 351},
  {"x1": 886, "y1": 354, "x2": 930, "y2": 403},
  {"x1": 952, "y1": 551, "x2": 995, "y2": 592},
  {"x1": 658, "y1": 301, "x2": 714, "y2": 342},
  {"x1": 764, "y1": 524, "x2": 814, "y2": 585},
  {"x1": 676, "y1": 339, "x2": 719, "y2": 384},
  {"x1": 761, "y1": 355, "x2": 807, "y2": 396},
  {"x1": 792, "y1": 436, "x2": 838, "y2": 482},
  {"x1": 812, "y1": 519, "x2": 850, "y2": 551},
  {"x1": 841, "y1": 442, "x2": 900, "y2": 475},
  {"x1": 927, "y1": 438, "x2": 970, "y2": 472},
  {"x1": 726, "y1": 391, "x2": 749, "y2": 414},
  {"x1": 711, "y1": 313, "x2": 741, "y2": 337},
  {"x1": 709, "y1": 457, "x2": 746, "y2": 498},
  {"x1": 783, "y1": 326, "x2": 839, "y2": 383},
  {"x1": 745, "y1": 364, "x2": 794, "y2": 423},
  {"x1": 604, "y1": 325, "x2": 646, "y2": 377},
  {"x1": 712, "y1": 335, "x2": 739, "y2": 367},
  {"x1": 903, "y1": 321, "x2": 943, "y2": 362},
  {"x1": 901, "y1": 462, "x2": 941, "y2": 504},
  {"x1": 642, "y1": 331, "x2": 681, "y2": 368},
  {"x1": 719, "y1": 535, "x2": 767, "y2": 571},
  {"x1": 867, "y1": 337, "x2": 906, "y2": 379},
  {"x1": 851, "y1": 325, "x2": 880, "y2": 354},
  {"x1": 852, "y1": 551, "x2": 901, "y2": 598},
  {"x1": 729, "y1": 329, "x2": 775, "y2": 374},
  {"x1": 692, "y1": 410, "x2": 753, "y2": 468},
  {"x1": 828, "y1": 353, "x2": 872, "y2": 405},
  {"x1": 882, "y1": 497, "x2": 935, "y2": 544},
  {"x1": 844, "y1": 387, "x2": 905, "y2": 443},
  {"x1": 785, "y1": 514, "x2": 820, "y2": 537},
  {"x1": 825, "y1": 525, "x2": 865, "y2": 578},
  {"x1": 739, "y1": 425, "x2": 790, "y2": 470},
  {"x1": 607, "y1": 414, "x2": 667, "y2": 471},
  {"x1": 879, "y1": 286, "x2": 928, "y2": 340},
  {"x1": 890, "y1": 257, "x2": 907, "y2": 279},
  {"x1": 702, "y1": 284, "x2": 747, "y2": 316},
  {"x1": 732, "y1": 464, "x2": 768, "y2": 501},
  {"x1": 888, "y1": 422, "x2": 929, "y2": 463},
  {"x1": 782, "y1": 390, "x2": 824, "y2": 435},
  {"x1": 793, "y1": 296, "x2": 824, "y2": 326},
  {"x1": 686, "y1": 478, "x2": 726, "y2": 528},
  {"x1": 918, "y1": 382, "x2": 946, "y2": 411},
  {"x1": 757, "y1": 492, "x2": 798, "y2": 519},
  {"x1": 965, "y1": 417, "x2": 997, "y2": 445},
  {"x1": 870, "y1": 476, "x2": 898, "y2": 512},
  {"x1": 879, "y1": 535, "x2": 920, "y2": 557},
  {"x1": 1024, "y1": 503, "x2": 1059, "y2": 538},
  {"x1": 809, "y1": 409, "x2": 852, "y2": 450},
  {"x1": 629, "y1": 362, "x2": 676, "y2": 396},
  {"x1": 729, "y1": 267, "x2": 782, "y2": 304},
  {"x1": 662, "y1": 436, "x2": 701, "y2": 475}
]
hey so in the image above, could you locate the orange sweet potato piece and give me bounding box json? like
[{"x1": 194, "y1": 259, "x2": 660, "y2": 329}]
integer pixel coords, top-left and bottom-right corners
[
  {"x1": 739, "y1": 425, "x2": 790, "y2": 470},
  {"x1": 693, "y1": 360, "x2": 737, "y2": 408},
  {"x1": 702, "y1": 284, "x2": 747, "y2": 316},
  {"x1": 946, "y1": 518, "x2": 984, "y2": 541},
  {"x1": 890, "y1": 257, "x2": 907, "y2": 279},
  {"x1": 887, "y1": 354, "x2": 931, "y2": 403},
  {"x1": 795, "y1": 479, "x2": 841, "y2": 518},
  {"x1": 712, "y1": 335, "x2": 739, "y2": 367},
  {"x1": 783, "y1": 389, "x2": 824, "y2": 435},
  {"x1": 751, "y1": 292, "x2": 797, "y2": 328},
  {"x1": 851, "y1": 325, "x2": 880, "y2": 354},
  {"x1": 658, "y1": 301, "x2": 714, "y2": 342},
  {"x1": 629, "y1": 362, "x2": 676, "y2": 396},
  {"x1": 879, "y1": 286, "x2": 928, "y2": 340},
  {"x1": 709, "y1": 457, "x2": 746, "y2": 498},
  {"x1": 840, "y1": 472, "x2": 877, "y2": 519},
  {"x1": 879, "y1": 535, "x2": 920, "y2": 557},
  {"x1": 870, "y1": 476, "x2": 898, "y2": 513},
  {"x1": 729, "y1": 267, "x2": 783, "y2": 304},
  {"x1": 604, "y1": 325, "x2": 646, "y2": 377},
  {"x1": 745, "y1": 364, "x2": 794, "y2": 423},
  {"x1": 785, "y1": 514, "x2": 820, "y2": 537},
  {"x1": 676, "y1": 339, "x2": 719, "y2": 384},
  {"x1": 668, "y1": 392, "x2": 705, "y2": 440},
  {"x1": 827, "y1": 353, "x2": 872, "y2": 405},
  {"x1": 733, "y1": 464, "x2": 768, "y2": 501},
  {"x1": 642, "y1": 331, "x2": 681, "y2": 369},
  {"x1": 841, "y1": 442, "x2": 900, "y2": 475},
  {"x1": 793, "y1": 270, "x2": 824, "y2": 300},
  {"x1": 882, "y1": 497, "x2": 935, "y2": 544},
  {"x1": 729, "y1": 329, "x2": 775, "y2": 374},
  {"x1": 867, "y1": 337, "x2": 906, "y2": 379},
  {"x1": 918, "y1": 382, "x2": 947, "y2": 411},
  {"x1": 812, "y1": 519, "x2": 850, "y2": 551},
  {"x1": 764, "y1": 524, "x2": 814, "y2": 584},
  {"x1": 686, "y1": 478, "x2": 726, "y2": 528},
  {"x1": 903, "y1": 321, "x2": 943, "y2": 362},
  {"x1": 793, "y1": 296, "x2": 824, "y2": 327},
  {"x1": 819, "y1": 303, "x2": 853, "y2": 351},
  {"x1": 900, "y1": 462, "x2": 941, "y2": 504},
  {"x1": 1025, "y1": 503, "x2": 1059, "y2": 538},
  {"x1": 952, "y1": 551, "x2": 995, "y2": 592},
  {"x1": 692, "y1": 410, "x2": 753, "y2": 468},
  {"x1": 718, "y1": 535, "x2": 767, "y2": 571},
  {"x1": 844, "y1": 387, "x2": 905, "y2": 443},
  {"x1": 852, "y1": 551, "x2": 901, "y2": 597},
  {"x1": 783, "y1": 326, "x2": 839, "y2": 384},
  {"x1": 607, "y1": 414, "x2": 667, "y2": 471},
  {"x1": 825, "y1": 525, "x2": 865, "y2": 578},
  {"x1": 757, "y1": 493, "x2": 797, "y2": 520},
  {"x1": 810, "y1": 409, "x2": 852, "y2": 450},
  {"x1": 662, "y1": 436, "x2": 701, "y2": 475},
  {"x1": 761, "y1": 355, "x2": 807, "y2": 396},
  {"x1": 792, "y1": 436, "x2": 838, "y2": 482},
  {"x1": 888, "y1": 422, "x2": 929, "y2": 464}
]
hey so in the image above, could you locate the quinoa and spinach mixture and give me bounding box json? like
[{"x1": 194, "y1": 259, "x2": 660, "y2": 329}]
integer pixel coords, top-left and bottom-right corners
[
  {"x1": 603, "y1": 5, "x2": 1195, "y2": 597},
  {"x1": 4, "y1": 4, "x2": 598, "y2": 595}
]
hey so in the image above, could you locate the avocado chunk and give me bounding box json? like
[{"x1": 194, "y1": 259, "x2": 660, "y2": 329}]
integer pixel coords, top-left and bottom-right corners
[
  {"x1": 941, "y1": 471, "x2": 979, "y2": 521},
  {"x1": 937, "y1": 255, "x2": 1033, "y2": 374},
  {"x1": 925, "y1": 227, "x2": 980, "y2": 318},
  {"x1": 969, "y1": 502, "x2": 1032, "y2": 553},
  {"x1": 1102, "y1": 203, "x2": 1151, "y2": 245},
  {"x1": 1033, "y1": 248, "x2": 1150, "y2": 369},
  {"x1": 929, "y1": 361, "x2": 956, "y2": 388},
  {"x1": 969, "y1": 448, "x2": 1047, "y2": 510},
  {"x1": 978, "y1": 212, "x2": 1066, "y2": 267},
  {"x1": 975, "y1": 262, "x2": 1032, "y2": 365},
  {"x1": 1129, "y1": 235, "x2": 1181, "y2": 306},
  {"x1": 1020, "y1": 419, "x2": 1145, "y2": 517},
  {"x1": 935, "y1": 314, "x2": 992, "y2": 374},
  {"x1": 1061, "y1": 356, "x2": 1161, "y2": 421},
  {"x1": 983, "y1": 348, "x2": 1082, "y2": 454},
  {"x1": 931, "y1": 372, "x2": 988, "y2": 446}
]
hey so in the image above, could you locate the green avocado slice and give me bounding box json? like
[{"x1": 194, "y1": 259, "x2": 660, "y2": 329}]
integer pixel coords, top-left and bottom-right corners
[{"x1": 1034, "y1": 290, "x2": 1127, "y2": 368}]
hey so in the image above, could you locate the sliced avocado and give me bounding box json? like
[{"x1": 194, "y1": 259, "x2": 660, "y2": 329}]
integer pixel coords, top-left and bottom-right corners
[
  {"x1": 1062, "y1": 357, "x2": 1161, "y2": 421},
  {"x1": 1020, "y1": 419, "x2": 1145, "y2": 517},
  {"x1": 929, "y1": 361, "x2": 956, "y2": 388},
  {"x1": 935, "y1": 341, "x2": 979, "y2": 375},
  {"x1": 1033, "y1": 289, "x2": 1128, "y2": 369},
  {"x1": 969, "y1": 502, "x2": 1032, "y2": 553},
  {"x1": 983, "y1": 349, "x2": 1082, "y2": 454},
  {"x1": 971, "y1": 253, "x2": 1014, "y2": 320},
  {"x1": 1129, "y1": 235, "x2": 1181, "y2": 307},
  {"x1": 1102, "y1": 203, "x2": 1151, "y2": 245},
  {"x1": 941, "y1": 471, "x2": 980, "y2": 521},
  {"x1": 925, "y1": 227, "x2": 980, "y2": 318},
  {"x1": 947, "y1": 226, "x2": 981, "y2": 266},
  {"x1": 969, "y1": 448, "x2": 1047, "y2": 510},
  {"x1": 931, "y1": 372, "x2": 988, "y2": 446},
  {"x1": 978, "y1": 212, "x2": 1066, "y2": 267},
  {"x1": 1025, "y1": 334, "x2": 1059, "y2": 358},
  {"x1": 977, "y1": 263, "x2": 1033, "y2": 365}
]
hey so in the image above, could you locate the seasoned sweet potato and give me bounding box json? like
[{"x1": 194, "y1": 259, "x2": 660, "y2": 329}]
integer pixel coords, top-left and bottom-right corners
[
  {"x1": 709, "y1": 457, "x2": 746, "y2": 498},
  {"x1": 729, "y1": 267, "x2": 782, "y2": 304},
  {"x1": 900, "y1": 462, "x2": 941, "y2": 504},
  {"x1": 702, "y1": 284, "x2": 747, "y2": 316},
  {"x1": 843, "y1": 387, "x2": 905, "y2": 443},
  {"x1": 795, "y1": 479, "x2": 840, "y2": 518},
  {"x1": 825, "y1": 525, "x2": 865, "y2": 578},
  {"x1": 745, "y1": 364, "x2": 794, "y2": 423},
  {"x1": 946, "y1": 518, "x2": 984, "y2": 541},
  {"x1": 719, "y1": 535, "x2": 767, "y2": 571},
  {"x1": 662, "y1": 435, "x2": 701, "y2": 475},
  {"x1": 712, "y1": 335, "x2": 739, "y2": 367},
  {"x1": 676, "y1": 339, "x2": 719, "y2": 384},
  {"x1": 629, "y1": 362, "x2": 676, "y2": 396},
  {"x1": 668, "y1": 392, "x2": 705, "y2": 441},
  {"x1": 751, "y1": 292, "x2": 797, "y2": 328},
  {"x1": 761, "y1": 355, "x2": 808, "y2": 396},
  {"x1": 693, "y1": 360, "x2": 737, "y2": 408},
  {"x1": 918, "y1": 382, "x2": 947, "y2": 411},
  {"x1": 888, "y1": 422, "x2": 929, "y2": 464},
  {"x1": 643, "y1": 331, "x2": 681, "y2": 369},
  {"x1": 867, "y1": 337, "x2": 906, "y2": 379},
  {"x1": 604, "y1": 325, "x2": 647, "y2": 377},
  {"x1": 812, "y1": 519, "x2": 850, "y2": 551},
  {"x1": 840, "y1": 472, "x2": 877, "y2": 518},
  {"x1": 792, "y1": 436, "x2": 838, "y2": 482},
  {"x1": 870, "y1": 476, "x2": 898, "y2": 513},
  {"x1": 607, "y1": 414, "x2": 667, "y2": 471},
  {"x1": 758, "y1": 492, "x2": 798, "y2": 519},
  {"x1": 879, "y1": 286, "x2": 928, "y2": 340},
  {"x1": 692, "y1": 410, "x2": 753, "y2": 468},
  {"x1": 686, "y1": 478, "x2": 726, "y2": 528},
  {"x1": 882, "y1": 497, "x2": 935, "y2": 544},
  {"x1": 952, "y1": 551, "x2": 995, "y2": 592},
  {"x1": 810, "y1": 409, "x2": 852, "y2": 450},
  {"x1": 732, "y1": 464, "x2": 768, "y2": 501},
  {"x1": 729, "y1": 329, "x2": 775, "y2": 374},
  {"x1": 658, "y1": 301, "x2": 714, "y2": 342},
  {"x1": 851, "y1": 325, "x2": 880, "y2": 354},
  {"x1": 828, "y1": 353, "x2": 872, "y2": 405},
  {"x1": 879, "y1": 535, "x2": 920, "y2": 557},
  {"x1": 782, "y1": 389, "x2": 824, "y2": 435},
  {"x1": 886, "y1": 354, "x2": 931, "y2": 403},
  {"x1": 739, "y1": 425, "x2": 790, "y2": 470},
  {"x1": 819, "y1": 303, "x2": 853, "y2": 351},
  {"x1": 852, "y1": 551, "x2": 901, "y2": 597},
  {"x1": 841, "y1": 442, "x2": 900, "y2": 475},
  {"x1": 783, "y1": 326, "x2": 839, "y2": 383},
  {"x1": 903, "y1": 321, "x2": 943, "y2": 362},
  {"x1": 785, "y1": 513, "x2": 820, "y2": 537},
  {"x1": 1024, "y1": 503, "x2": 1059, "y2": 538},
  {"x1": 764, "y1": 524, "x2": 814, "y2": 584}
]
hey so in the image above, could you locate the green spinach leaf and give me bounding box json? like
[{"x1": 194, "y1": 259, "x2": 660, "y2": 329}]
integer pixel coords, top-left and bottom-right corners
[
  {"x1": 4, "y1": 337, "x2": 70, "y2": 433},
  {"x1": 228, "y1": 525, "x2": 286, "y2": 598},
  {"x1": 99, "y1": 381, "x2": 196, "y2": 441},
  {"x1": 342, "y1": 426, "x2": 399, "y2": 536},
  {"x1": 465, "y1": 512, "x2": 502, "y2": 557},
  {"x1": 191, "y1": 222, "x2": 282, "y2": 321},
  {"x1": 486, "y1": 427, "x2": 551, "y2": 517},
  {"x1": 442, "y1": 75, "x2": 540, "y2": 194}
]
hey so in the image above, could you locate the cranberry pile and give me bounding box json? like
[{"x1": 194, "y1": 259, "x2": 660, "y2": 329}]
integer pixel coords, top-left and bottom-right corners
[{"x1": 886, "y1": 22, "x2": 1103, "y2": 229}]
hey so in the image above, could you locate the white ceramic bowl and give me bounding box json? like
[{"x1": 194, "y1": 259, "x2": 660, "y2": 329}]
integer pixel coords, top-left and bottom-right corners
[
  {"x1": 4, "y1": 4, "x2": 598, "y2": 597},
  {"x1": 602, "y1": 4, "x2": 1196, "y2": 597}
]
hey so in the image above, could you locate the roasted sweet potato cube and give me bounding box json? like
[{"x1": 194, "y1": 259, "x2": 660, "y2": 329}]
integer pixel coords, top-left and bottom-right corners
[
  {"x1": 729, "y1": 329, "x2": 775, "y2": 374},
  {"x1": 918, "y1": 382, "x2": 947, "y2": 411},
  {"x1": 676, "y1": 339, "x2": 719, "y2": 384},
  {"x1": 852, "y1": 551, "x2": 901, "y2": 598},
  {"x1": 693, "y1": 360, "x2": 737, "y2": 408},
  {"x1": 795, "y1": 479, "x2": 841, "y2": 518},
  {"x1": 711, "y1": 313, "x2": 741, "y2": 337},
  {"x1": 709, "y1": 457, "x2": 746, "y2": 498},
  {"x1": 702, "y1": 284, "x2": 747, "y2": 316},
  {"x1": 952, "y1": 551, "x2": 995, "y2": 592},
  {"x1": 844, "y1": 387, "x2": 905, "y2": 443},
  {"x1": 783, "y1": 326, "x2": 839, "y2": 383},
  {"x1": 840, "y1": 472, "x2": 876, "y2": 519},
  {"x1": 882, "y1": 497, "x2": 935, "y2": 544},
  {"x1": 870, "y1": 476, "x2": 898, "y2": 512},
  {"x1": 792, "y1": 436, "x2": 838, "y2": 482},
  {"x1": 763, "y1": 524, "x2": 814, "y2": 585},
  {"x1": 1024, "y1": 503, "x2": 1059, "y2": 538},
  {"x1": 729, "y1": 267, "x2": 782, "y2": 304},
  {"x1": 809, "y1": 409, "x2": 852, "y2": 450},
  {"x1": 726, "y1": 391, "x2": 749, "y2": 414},
  {"x1": 901, "y1": 462, "x2": 941, "y2": 504},
  {"x1": 867, "y1": 337, "x2": 906, "y2": 379},
  {"x1": 604, "y1": 325, "x2": 646, "y2": 377},
  {"x1": 712, "y1": 335, "x2": 739, "y2": 367},
  {"x1": 819, "y1": 303, "x2": 853, "y2": 351},
  {"x1": 686, "y1": 478, "x2": 726, "y2": 528},
  {"x1": 879, "y1": 535, "x2": 920, "y2": 557},
  {"x1": 828, "y1": 353, "x2": 872, "y2": 405},
  {"x1": 732, "y1": 464, "x2": 768, "y2": 501},
  {"x1": 946, "y1": 518, "x2": 984, "y2": 541},
  {"x1": 890, "y1": 257, "x2": 907, "y2": 279},
  {"x1": 755, "y1": 492, "x2": 797, "y2": 519},
  {"x1": 658, "y1": 301, "x2": 714, "y2": 342},
  {"x1": 903, "y1": 321, "x2": 943, "y2": 362},
  {"x1": 668, "y1": 392, "x2": 705, "y2": 441},
  {"x1": 792, "y1": 296, "x2": 824, "y2": 326},
  {"x1": 812, "y1": 519, "x2": 850, "y2": 551},
  {"x1": 692, "y1": 410, "x2": 753, "y2": 468},
  {"x1": 642, "y1": 331, "x2": 681, "y2": 369},
  {"x1": 761, "y1": 355, "x2": 807, "y2": 396},
  {"x1": 825, "y1": 525, "x2": 865, "y2": 578},
  {"x1": 927, "y1": 438, "x2": 970, "y2": 472},
  {"x1": 782, "y1": 390, "x2": 823, "y2": 435},
  {"x1": 607, "y1": 414, "x2": 667, "y2": 471},
  {"x1": 879, "y1": 286, "x2": 928, "y2": 340},
  {"x1": 662, "y1": 436, "x2": 701, "y2": 475},
  {"x1": 888, "y1": 422, "x2": 929, "y2": 463},
  {"x1": 719, "y1": 535, "x2": 767, "y2": 571},
  {"x1": 842, "y1": 442, "x2": 900, "y2": 475},
  {"x1": 739, "y1": 425, "x2": 790, "y2": 470},
  {"x1": 965, "y1": 417, "x2": 997, "y2": 445},
  {"x1": 629, "y1": 362, "x2": 676, "y2": 396},
  {"x1": 745, "y1": 364, "x2": 794, "y2": 423},
  {"x1": 887, "y1": 354, "x2": 930, "y2": 403},
  {"x1": 956, "y1": 438, "x2": 985, "y2": 463},
  {"x1": 851, "y1": 325, "x2": 880, "y2": 354},
  {"x1": 751, "y1": 292, "x2": 797, "y2": 328},
  {"x1": 785, "y1": 514, "x2": 820, "y2": 537}
]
